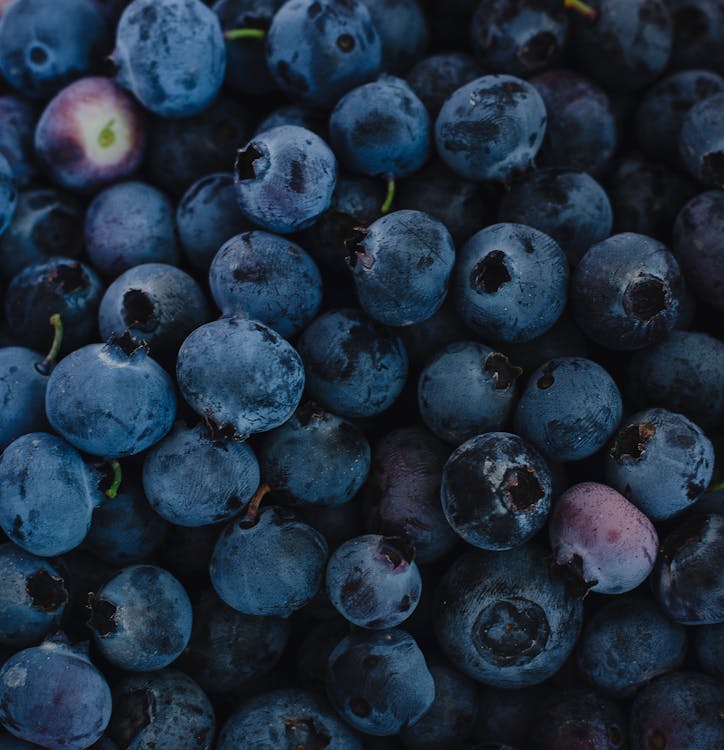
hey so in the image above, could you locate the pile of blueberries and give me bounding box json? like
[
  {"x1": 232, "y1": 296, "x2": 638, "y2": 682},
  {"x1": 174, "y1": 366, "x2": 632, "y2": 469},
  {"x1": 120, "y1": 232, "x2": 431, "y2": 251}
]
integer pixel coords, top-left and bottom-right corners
[{"x1": 0, "y1": 0, "x2": 722, "y2": 747}]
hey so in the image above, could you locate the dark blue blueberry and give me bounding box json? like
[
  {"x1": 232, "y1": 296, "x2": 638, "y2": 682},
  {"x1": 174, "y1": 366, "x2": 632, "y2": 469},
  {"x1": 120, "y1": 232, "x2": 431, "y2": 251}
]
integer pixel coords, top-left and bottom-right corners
[
  {"x1": 653, "y1": 512, "x2": 724, "y2": 624},
  {"x1": 694, "y1": 622, "x2": 724, "y2": 679},
  {"x1": 498, "y1": 168, "x2": 612, "y2": 267},
  {"x1": 348, "y1": 209, "x2": 454, "y2": 326},
  {"x1": 209, "y1": 230, "x2": 322, "y2": 338},
  {"x1": 0, "y1": 0, "x2": 111, "y2": 100},
  {"x1": 0, "y1": 544, "x2": 68, "y2": 647},
  {"x1": 549, "y1": 482, "x2": 659, "y2": 595},
  {"x1": 210, "y1": 505, "x2": 328, "y2": 616},
  {"x1": 108, "y1": 669, "x2": 215, "y2": 750},
  {"x1": 363, "y1": 426, "x2": 456, "y2": 564},
  {"x1": 180, "y1": 590, "x2": 290, "y2": 694},
  {"x1": 258, "y1": 403, "x2": 370, "y2": 506},
  {"x1": 418, "y1": 342, "x2": 521, "y2": 446},
  {"x1": 433, "y1": 544, "x2": 584, "y2": 687},
  {"x1": 572, "y1": 0, "x2": 673, "y2": 91},
  {"x1": 296, "y1": 308, "x2": 408, "y2": 418},
  {"x1": 668, "y1": 0, "x2": 724, "y2": 72},
  {"x1": 627, "y1": 330, "x2": 724, "y2": 431},
  {"x1": 265, "y1": 0, "x2": 382, "y2": 109},
  {"x1": 674, "y1": 190, "x2": 724, "y2": 311},
  {"x1": 234, "y1": 125, "x2": 337, "y2": 234},
  {"x1": 629, "y1": 672, "x2": 724, "y2": 750},
  {"x1": 98, "y1": 263, "x2": 209, "y2": 361},
  {"x1": 531, "y1": 68, "x2": 618, "y2": 176},
  {"x1": 85, "y1": 181, "x2": 179, "y2": 280},
  {"x1": 435, "y1": 74, "x2": 547, "y2": 183},
  {"x1": 406, "y1": 53, "x2": 482, "y2": 118},
  {"x1": 5, "y1": 258, "x2": 103, "y2": 354},
  {"x1": 361, "y1": 0, "x2": 429, "y2": 73},
  {"x1": 0, "y1": 155, "x2": 16, "y2": 236},
  {"x1": 326, "y1": 628, "x2": 434, "y2": 736},
  {"x1": 576, "y1": 596, "x2": 687, "y2": 697},
  {"x1": 0, "y1": 637, "x2": 112, "y2": 749},
  {"x1": 254, "y1": 103, "x2": 328, "y2": 137},
  {"x1": 0, "y1": 432, "x2": 104, "y2": 556},
  {"x1": 471, "y1": 0, "x2": 568, "y2": 77},
  {"x1": 46, "y1": 335, "x2": 176, "y2": 458},
  {"x1": 454, "y1": 223, "x2": 569, "y2": 343},
  {"x1": 143, "y1": 421, "x2": 260, "y2": 526},
  {"x1": 34, "y1": 77, "x2": 146, "y2": 193},
  {"x1": 217, "y1": 688, "x2": 361, "y2": 750},
  {"x1": 176, "y1": 173, "x2": 249, "y2": 272},
  {"x1": 679, "y1": 91, "x2": 724, "y2": 187},
  {"x1": 113, "y1": 0, "x2": 226, "y2": 117},
  {"x1": 605, "y1": 408, "x2": 714, "y2": 520},
  {"x1": 572, "y1": 233, "x2": 686, "y2": 350},
  {"x1": 441, "y1": 432, "x2": 552, "y2": 551},
  {"x1": 0, "y1": 189, "x2": 84, "y2": 279},
  {"x1": 88, "y1": 564, "x2": 192, "y2": 671},
  {"x1": 176, "y1": 317, "x2": 305, "y2": 436},
  {"x1": 326, "y1": 534, "x2": 421, "y2": 629},
  {"x1": 0, "y1": 95, "x2": 38, "y2": 188}
]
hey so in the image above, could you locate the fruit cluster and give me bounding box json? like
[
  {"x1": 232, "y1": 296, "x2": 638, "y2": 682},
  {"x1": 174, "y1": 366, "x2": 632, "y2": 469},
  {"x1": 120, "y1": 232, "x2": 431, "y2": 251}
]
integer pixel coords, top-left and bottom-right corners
[{"x1": 0, "y1": 0, "x2": 722, "y2": 748}]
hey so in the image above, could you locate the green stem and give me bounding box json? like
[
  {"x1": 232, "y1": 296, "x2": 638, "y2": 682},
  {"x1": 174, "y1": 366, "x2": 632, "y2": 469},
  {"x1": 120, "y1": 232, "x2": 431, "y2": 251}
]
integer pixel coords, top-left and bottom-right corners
[
  {"x1": 41, "y1": 314, "x2": 63, "y2": 370},
  {"x1": 105, "y1": 461, "x2": 122, "y2": 499},
  {"x1": 564, "y1": 0, "x2": 598, "y2": 19},
  {"x1": 707, "y1": 479, "x2": 724, "y2": 493},
  {"x1": 224, "y1": 28, "x2": 266, "y2": 41},
  {"x1": 380, "y1": 176, "x2": 396, "y2": 215}
]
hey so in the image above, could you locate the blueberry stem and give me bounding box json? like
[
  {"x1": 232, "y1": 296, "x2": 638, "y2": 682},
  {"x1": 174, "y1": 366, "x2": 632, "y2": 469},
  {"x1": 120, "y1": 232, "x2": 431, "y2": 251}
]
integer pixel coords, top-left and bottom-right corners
[
  {"x1": 105, "y1": 461, "x2": 122, "y2": 499},
  {"x1": 564, "y1": 0, "x2": 597, "y2": 19},
  {"x1": 41, "y1": 314, "x2": 63, "y2": 370},
  {"x1": 707, "y1": 479, "x2": 724, "y2": 493},
  {"x1": 380, "y1": 176, "x2": 396, "y2": 214},
  {"x1": 244, "y1": 482, "x2": 271, "y2": 524},
  {"x1": 224, "y1": 28, "x2": 266, "y2": 41}
]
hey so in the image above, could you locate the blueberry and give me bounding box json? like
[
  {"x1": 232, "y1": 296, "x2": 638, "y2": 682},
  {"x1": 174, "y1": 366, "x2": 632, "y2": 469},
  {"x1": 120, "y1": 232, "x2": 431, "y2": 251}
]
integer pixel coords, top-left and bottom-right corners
[
  {"x1": 0, "y1": 155, "x2": 16, "y2": 237},
  {"x1": 88, "y1": 564, "x2": 192, "y2": 671},
  {"x1": 474, "y1": 685, "x2": 543, "y2": 747},
  {"x1": 680, "y1": 91, "x2": 724, "y2": 187},
  {"x1": 694, "y1": 622, "x2": 724, "y2": 678},
  {"x1": 360, "y1": 0, "x2": 429, "y2": 73},
  {"x1": 0, "y1": 95, "x2": 38, "y2": 188},
  {"x1": 668, "y1": 0, "x2": 724, "y2": 73},
  {"x1": 255, "y1": 103, "x2": 328, "y2": 137},
  {"x1": 406, "y1": 53, "x2": 482, "y2": 118}
]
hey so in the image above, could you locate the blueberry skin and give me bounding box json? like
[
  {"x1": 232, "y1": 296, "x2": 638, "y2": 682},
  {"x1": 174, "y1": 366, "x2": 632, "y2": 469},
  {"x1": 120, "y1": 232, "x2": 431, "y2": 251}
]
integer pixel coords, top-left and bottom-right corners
[
  {"x1": 629, "y1": 672, "x2": 724, "y2": 750},
  {"x1": 454, "y1": 223, "x2": 569, "y2": 344},
  {"x1": 418, "y1": 342, "x2": 521, "y2": 446},
  {"x1": 326, "y1": 629, "x2": 435, "y2": 736},
  {"x1": 605, "y1": 408, "x2": 714, "y2": 521},
  {"x1": 296, "y1": 308, "x2": 408, "y2": 418},
  {"x1": 549, "y1": 482, "x2": 659, "y2": 595},
  {"x1": 255, "y1": 104, "x2": 328, "y2": 137},
  {"x1": 0, "y1": 189, "x2": 84, "y2": 279},
  {"x1": 360, "y1": 0, "x2": 429, "y2": 74},
  {"x1": 259, "y1": 403, "x2": 371, "y2": 506},
  {"x1": 499, "y1": 169, "x2": 612, "y2": 267},
  {"x1": 143, "y1": 421, "x2": 260, "y2": 526},
  {"x1": 674, "y1": 190, "x2": 724, "y2": 311},
  {"x1": 217, "y1": 688, "x2": 361, "y2": 750},
  {"x1": 180, "y1": 590, "x2": 290, "y2": 694},
  {"x1": 84, "y1": 478, "x2": 168, "y2": 565},
  {"x1": 0, "y1": 433, "x2": 104, "y2": 556},
  {"x1": 434, "y1": 545, "x2": 583, "y2": 687},
  {"x1": 679, "y1": 91, "x2": 724, "y2": 187},
  {"x1": 5, "y1": 258, "x2": 104, "y2": 355},
  {"x1": 0, "y1": 154, "x2": 16, "y2": 236},
  {"x1": 694, "y1": 622, "x2": 724, "y2": 678},
  {"x1": 406, "y1": 53, "x2": 482, "y2": 118},
  {"x1": 471, "y1": 0, "x2": 568, "y2": 77},
  {"x1": 572, "y1": 0, "x2": 673, "y2": 92},
  {"x1": 326, "y1": 534, "x2": 421, "y2": 629},
  {"x1": 0, "y1": 638, "x2": 111, "y2": 749},
  {"x1": 210, "y1": 506, "x2": 328, "y2": 617},
  {"x1": 441, "y1": 432, "x2": 552, "y2": 551},
  {"x1": 108, "y1": 670, "x2": 215, "y2": 750},
  {"x1": 209, "y1": 231, "x2": 322, "y2": 338},
  {"x1": 0, "y1": 95, "x2": 38, "y2": 188},
  {"x1": 88, "y1": 564, "x2": 192, "y2": 671},
  {"x1": 176, "y1": 317, "x2": 305, "y2": 436},
  {"x1": 653, "y1": 512, "x2": 724, "y2": 624},
  {"x1": 435, "y1": 74, "x2": 547, "y2": 183},
  {"x1": 576, "y1": 596, "x2": 687, "y2": 698},
  {"x1": 85, "y1": 181, "x2": 179, "y2": 280},
  {"x1": 98, "y1": 263, "x2": 209, "y2": 360},
  {"x1": 46, "y1": 338, "x2": 176, "y2": 458},
  {"x1": 34, "y1": 77, "x2": 146, "y2": 193},
  {"x1": 0, "y1": 347, "x2": 49, "y2": 451},
  {"x1": 176, "y1": 173, "x2": 248, "y2": 272},
  {"x1": 531, "y1": 69, "x2": 618, "y2": 177},
  {"x1": 113, "y1": 0, "x2": 226, "y2": 117},
  {"x1": 0, "y1": 0, "x2": 111, "y2": 100},
  {"x1": 265, "y1": 0, "x2": 382, "y2": 109},
  {"x1": 627, "y1": 330, "x2": 724, "y2": 431},
  {"x1": 668, "y1": 0, "x2": 724, "y2": 73},
  {"x1": 0, "y1": 544, "x2": 68, "y2": 647},
  {"x1": 234, "y1": 125, "x2": 337, "y2": 234}
]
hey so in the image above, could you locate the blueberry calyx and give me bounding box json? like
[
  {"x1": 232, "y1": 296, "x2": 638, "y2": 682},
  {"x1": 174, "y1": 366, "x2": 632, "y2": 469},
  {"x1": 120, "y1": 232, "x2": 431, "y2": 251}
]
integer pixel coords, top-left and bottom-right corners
[
  {"x1": 622, "y1": 275, "x2": 668, "y2": 321},
  {"x1": 26, "y1": 569, "x2": 69, "y2": 613},
  {"x1": 283, "y1": 716, "x2": 332, "y2": 749},
  {"x1": 501, "y1": 466, "x2": 545, "y2": 511},
  {"x1": 45, "y1": 262, "x2": 88, "y2": 294},
  {"x1": 552, "y1": 553, "x2": 597, "y2": 598},
  {"x1": 107, "y1": 330, "x2": 149, "y2": 357},
  {"x1": 484, "y1": 352, "x2": 522, "y2": 390},
  {"x1": 377, "y1": 536, "x2": 416, "y2": 569},
  {"x1": 471, "y1": 251, "x2": 511, "y2": 294},
  {"x1": 122, "y1": 289, "x2": 157, "y2": 332},
  {"x1": 87, "y1": 594, "x2": 118, "y2": 636},
  {"x1": 610, "y1": 422, "x2": 657, "y2": 462},
  {"x1": 235, "y1": 144, "x2": 265, "y2": 181}
]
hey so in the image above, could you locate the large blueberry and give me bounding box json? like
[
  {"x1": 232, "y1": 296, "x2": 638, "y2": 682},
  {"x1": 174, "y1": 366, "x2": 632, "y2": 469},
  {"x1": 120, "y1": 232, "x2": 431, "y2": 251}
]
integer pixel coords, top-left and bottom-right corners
[{"x1": 679, "y1": 91, "x2": 724, "y2": 187}]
